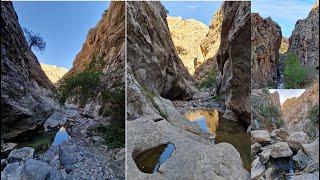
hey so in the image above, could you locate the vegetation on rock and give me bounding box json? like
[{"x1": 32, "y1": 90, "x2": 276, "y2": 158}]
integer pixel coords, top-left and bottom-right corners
[
  {"x1": 23, "y1": 28, "x2": 46, "y2": 52},
  {"x1": 283, "y1": 53, "x2": 307, "y2": 88},
  {"x1": 198, "y1": 70, "x2": 217, "y2": 89},
  {"x1": 307, "y1": 104, "x2": 319, "y2": 139}
]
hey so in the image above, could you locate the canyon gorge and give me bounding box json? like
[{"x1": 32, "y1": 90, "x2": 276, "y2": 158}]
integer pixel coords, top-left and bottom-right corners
[
  {"x1": 251, "y1": 84, "x2": 319, "y2": 179},
  {"x1": 1, "y1": 1, "x2": 125, "y2": 179}
]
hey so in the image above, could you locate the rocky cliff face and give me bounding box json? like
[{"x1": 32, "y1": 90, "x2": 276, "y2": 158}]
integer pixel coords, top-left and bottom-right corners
[
  {"x1": 288, "y1": 1, "x2": 319, "y2": 79},
  {"x1": 282, "y1": 83, "x2": 319, "y2": 136},
  {"x1": 127, "y1": 1, "x2": 195, "y2": 102},
  {"x1": 193, "y1": 8, "x2": 223, "y2": 81},
  {"x1": 167, "y1": 16, "x2": 208, "y2": 75},
  {"x1": 1, "y1": 2, "x2": 56, "y2": 140},
  {"x1": 40, "y1": 63, "x2": 68, "y2": 84},
  {"x1": 279, "y1": 37, "x2": 289, "y2": 54},
  {"x1": 64, "y1": 2, "x2": 125, "y2": 118},
  {"x1": 251, "y1": 89, "x2": 282, "y2": 131},
  {"x1": 216, "y1": 1, "x2": 251, "y2": 124},
  {"x1": 251, "y1": 13, "x2": 282, "y2": 89},
  {"x1": 126, "y1": 2, "x2": 249, "y2": 179}
]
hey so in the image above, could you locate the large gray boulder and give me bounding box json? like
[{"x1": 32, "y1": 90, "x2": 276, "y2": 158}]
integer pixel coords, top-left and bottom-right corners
[
  {"x1": 44, "y1": 111, "x2": 67, "y2": 131},
  {"x1": 251, "y1": 157, "x2": 265, "y2": 180},
  {"x1": 271, "y1": 142, "x2": 293, "y2": 158},
  {"x1": 1, "y1": 162, "x2": 23, "y2": 180},
  {"x1": 286, "y1": 131, "x2": 309, "y2": 151},
  {"x1": 7, "y1": 147, "x2": 34, "y2": 163},
  {"x1": 21, "y1": 159, "x2": 63, "y2": 180},
  {"x1": 251, "y1": 130, "x2": 272, "y2": 144}
]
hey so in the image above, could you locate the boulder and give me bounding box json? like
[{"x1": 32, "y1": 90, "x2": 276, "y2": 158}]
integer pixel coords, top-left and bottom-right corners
[
  {"x1": 1, "y1": 162, "x2": 23, "y2": 179},
  {"x1": 1, "y1": 143, "x2": 17, "y2": 157},
  {"x1": 251, "y1": 130, "x2": 272, "y2": 144},
  {"x1": 286, "y1": 131, "x2": 309, "y2": 151},
  {"x1": 59, "y1": 145, "x2": 78, "y2": 173},
  {"x1": 7, "y1": 147, "x2": 34, "y2": 163},
  {"x1": 251, "y1": 157, "x2": 265, "y2": 180},
  {"x1": 43, "y1": 111, "x2": 67, "y2": 131},
  {"x1": 289, "y1": 171, "x2": 319, "y2": 180},
  {"x1": 21, "y1": 159, "x2": 63, "y2": 180},
  {"x1": 293, "y1": 148, "x2": 312, "y2": 170},
  {"x1": 251, "y1": 143, "x2": 262, "y2": 157},
  {"x1": 271, "y1": 142, "x2": 293, "y2": 158},
  {"x1": 259, "y1": 149, "x2": 271, "y2": 164}
]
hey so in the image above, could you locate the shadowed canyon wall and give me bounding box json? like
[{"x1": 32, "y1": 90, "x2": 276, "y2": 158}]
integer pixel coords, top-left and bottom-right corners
[{"x1": 1, "y1": 2, "x2": 56, "y2": 140}]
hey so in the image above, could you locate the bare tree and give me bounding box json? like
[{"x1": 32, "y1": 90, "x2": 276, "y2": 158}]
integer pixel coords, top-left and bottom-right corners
[{"x1": 23, "y1": 28, "x2": 46, "y2": 53}]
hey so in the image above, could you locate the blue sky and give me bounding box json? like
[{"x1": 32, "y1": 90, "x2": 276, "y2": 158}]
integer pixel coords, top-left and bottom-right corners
[
  {"x1": 162, "y1": 1, "x2": 222, "y2": 26},
  {"x1": 252, "y1": 0, "x2": 316, "y2": 37},
  {"x1": 269, "y1": 89, "x2": 305, "y2": 104},
  {"x1": 13, "y1": 1, "x2": 108, "y2": 69}
]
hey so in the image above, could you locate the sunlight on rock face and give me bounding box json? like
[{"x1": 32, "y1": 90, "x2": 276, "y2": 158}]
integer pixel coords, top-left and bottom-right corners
[{"x1": 185, "y1": 109, "x2": 219, "y2": 136}]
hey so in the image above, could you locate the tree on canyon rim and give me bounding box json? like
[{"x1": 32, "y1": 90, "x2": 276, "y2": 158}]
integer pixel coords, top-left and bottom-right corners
[{"x1": 24, "y1": 28, "x2": 46, "y2": 53}]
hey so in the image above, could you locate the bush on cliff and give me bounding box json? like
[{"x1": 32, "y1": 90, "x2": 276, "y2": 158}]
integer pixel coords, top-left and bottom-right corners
[
  {"x1": 198, "y1": 70, "x2": 217, "y2": 89},
  {"x1": 58, "y1": 71, "x2": 102, "y2": 105},
  {"x1": 283, "y1": 53, "x2": 306, "y2": 88}
]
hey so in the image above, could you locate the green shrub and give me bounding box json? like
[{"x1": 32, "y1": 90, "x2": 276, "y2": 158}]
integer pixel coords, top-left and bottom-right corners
[
  {"x1": 100, "y1": 83, "x2": 125, "y2": 121},
  {"x1": 94, "y1": 121, "x2": 125, "y2": 149},
  {"x1": 308, "y1": 104, "x2": 319, "y2": 125},
  {"x1": 284, "y1": 53, "x2": 306, "y2": 88},
  {"x1": 306, "y1": 104, "x2": 319, "y2": 139},
  {"x1": 58, "y1": 71, "x2": 101, "y2": 105},
  {"x1": 198, "y1": 71, "x2": 217, "y2": 89},
  {"x1": 87, "y1": 54, "x2": 105, "y2": 72}
]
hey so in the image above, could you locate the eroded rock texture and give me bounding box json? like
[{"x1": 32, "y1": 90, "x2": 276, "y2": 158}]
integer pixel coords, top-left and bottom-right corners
[
  {"x1": 126, "y1": 2, "x2": 249, "y2": 179},
  {"x1": 194, "y1": 7, "x2": 223, "y2": 81},
  {"x1": 282, "y1": 83, "x2": 319, "y2": 136},
  {"x1": 1, "y1": 2, "x2": 56, "y2": 140},
  {"x1": 127, "y1": 1, "x2": 195, "y2": 101},
  {"x1": 289, "y1": 1, "x2": 319, "y2": 81},
  {"x1": 251, "y1": 89, "x2": 282, "y2": 131},
  {"x1": 251, "y1": 13, "x2": 282, "y2": 88},
  {"x1": 65, "y1": 2, "x2": 125, "y2": 118},
  {"x1": 216, "y1": 1, "x2": 251, "y2": 124},
  {"x1": 167, "y1": 16, "x2": 208, "y2": 74}
]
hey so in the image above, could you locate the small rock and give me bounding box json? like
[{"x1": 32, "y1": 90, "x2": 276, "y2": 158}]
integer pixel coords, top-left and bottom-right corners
[
  {"x1": 1, "y1": 143, "x2": 17, "y2": 157},
  {"x1": 271, "y1": 128, "x2": 289, "y2": 140},
  {"x1": 287, "y1": 131, "x2": 309, "y2": 151},
  {"x1": 251, "y1": 143, "x2": 262, "y2": 157},
  {"x1": 251, "y1": 157, "x2": 265, "y2": 180},
  {"x1": 7, "y1": 147, "x2": 34, "y2": 163},
  {"x1": 92, "y1": 136, "x2": 105, "y2": 145},
  {"x1": 259, "y1": 149, "x2": 271, "y2": 164},
  {"x1": 251, "y1": 130, "x2": 272, "y2": 144},
  {"x1": 271, "y1": 142, "x2": 293, "y2": 158},
  {"x1": 303, "y1": 162, "x2": 319, "y2": 173}
]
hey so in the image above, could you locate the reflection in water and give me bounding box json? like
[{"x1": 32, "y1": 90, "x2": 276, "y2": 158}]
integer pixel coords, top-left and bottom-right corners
[
  {"x1": 52, "y1": 127, "x2": 70, "y2": 146},
  {"x1": 184, "y1": 109, "x2": 251, "y2": 171},
  {"x1": 185, "y1": 109, "x2": 219, "y2": 136},
  {"x1": 134, "y1": 143, "x2": 175, "y2": 174}
]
